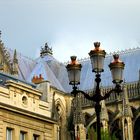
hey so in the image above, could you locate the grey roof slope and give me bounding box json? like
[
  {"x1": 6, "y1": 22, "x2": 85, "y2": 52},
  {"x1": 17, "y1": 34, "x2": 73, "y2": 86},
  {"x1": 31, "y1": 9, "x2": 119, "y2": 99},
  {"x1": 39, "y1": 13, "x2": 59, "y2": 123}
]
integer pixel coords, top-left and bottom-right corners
[
  {"x1": 28, "y1": 56, "x2": 65, "y2": 92},
  {"x1": 62, "y1": 47, "x2": 140, "y2": 92},
  {"x1": 39, "y1": 47, "x2": 140, "y2": 92},
  {"x1": 7, "y1": 48, "x2": 67, "y2": 92},
  {"x1": 41, "y1": 56, "x2": 72, "y2": 92},
  {"x1": 6, "y1": 47, "x2": 140, "y2": 93},
  {"x1": 101, "y1": 47, "x2": 140, "y2": 87},
  {"x1": 0, "y1": 72, "x2": 36, "y2": 88}
]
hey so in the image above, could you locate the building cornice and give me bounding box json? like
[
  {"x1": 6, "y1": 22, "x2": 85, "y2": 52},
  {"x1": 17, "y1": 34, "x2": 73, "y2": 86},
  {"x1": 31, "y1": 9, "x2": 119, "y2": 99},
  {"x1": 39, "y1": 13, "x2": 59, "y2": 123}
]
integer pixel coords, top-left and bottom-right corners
[
  {"x1": 6, "y1": 80, "x2": 42, "y2": 97},
  {"x1": 0, "y1": 101, "x2": 57, "y2": 124}
]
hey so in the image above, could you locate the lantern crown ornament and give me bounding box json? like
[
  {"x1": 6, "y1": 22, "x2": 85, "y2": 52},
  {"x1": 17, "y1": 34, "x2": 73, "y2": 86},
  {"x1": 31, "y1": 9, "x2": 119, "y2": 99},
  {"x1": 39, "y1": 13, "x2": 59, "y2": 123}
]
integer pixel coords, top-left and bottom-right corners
[
  {"x1": 109, "y1": 54, "x2": 125, "y2": 84},
  {"x1": 66, "y1": 56, "x2": 82, "y2": 86},
  {"x1": 70, "y1": 56, "x2": 78, "y2": 64},
  {"x1": 89, "y1": 42, "x2": 106, "y2": 73}
]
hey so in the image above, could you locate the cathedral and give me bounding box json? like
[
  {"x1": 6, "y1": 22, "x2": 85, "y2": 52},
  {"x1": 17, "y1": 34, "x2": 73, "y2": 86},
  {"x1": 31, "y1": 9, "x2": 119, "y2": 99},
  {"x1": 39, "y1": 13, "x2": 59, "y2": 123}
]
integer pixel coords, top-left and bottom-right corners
[{"x1": 0, "y1": 32, "x2": 140, "y2": 140}]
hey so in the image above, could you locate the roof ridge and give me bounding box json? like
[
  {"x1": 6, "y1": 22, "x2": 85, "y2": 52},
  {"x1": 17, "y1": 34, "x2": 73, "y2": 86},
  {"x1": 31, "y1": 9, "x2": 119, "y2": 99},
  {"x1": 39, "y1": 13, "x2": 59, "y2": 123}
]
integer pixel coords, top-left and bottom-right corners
[
  {"x1": 107, "y1": 46, "x2": 140, "y2": 56},
  {"x1": 63, "y1": 47, "x2": 140, "y2": 64}
]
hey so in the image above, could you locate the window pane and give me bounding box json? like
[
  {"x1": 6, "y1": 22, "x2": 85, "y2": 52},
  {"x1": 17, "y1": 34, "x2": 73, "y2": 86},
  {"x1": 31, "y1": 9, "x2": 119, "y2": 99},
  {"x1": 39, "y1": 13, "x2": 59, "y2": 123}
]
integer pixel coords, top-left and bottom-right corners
[
  {"x1": 33, "y1": 134, "x2": 39, "y2": 140},
  {"x1": 20, "y1": 132, "x2": 25, "y2": 140},
  {"x1": 6, "y1": 128, "x2": 12, "y2": 140}
]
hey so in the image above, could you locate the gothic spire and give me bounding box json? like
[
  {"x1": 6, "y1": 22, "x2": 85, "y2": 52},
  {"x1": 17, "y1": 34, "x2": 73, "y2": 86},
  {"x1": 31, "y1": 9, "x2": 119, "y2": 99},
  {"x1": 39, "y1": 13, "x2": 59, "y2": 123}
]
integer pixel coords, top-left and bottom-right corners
[
  {"x1": 0, "y1": 31, "x2": 1, "y2": 40},
  {"x1": 12, "y1": 49, "x2": 18, "y2": 76},
  {"x1": 13, "y1": 49, "x2": 18, "y2": 63},
  {"x1": 0, "y1": 31, "x2": 2, "y2": 44}
]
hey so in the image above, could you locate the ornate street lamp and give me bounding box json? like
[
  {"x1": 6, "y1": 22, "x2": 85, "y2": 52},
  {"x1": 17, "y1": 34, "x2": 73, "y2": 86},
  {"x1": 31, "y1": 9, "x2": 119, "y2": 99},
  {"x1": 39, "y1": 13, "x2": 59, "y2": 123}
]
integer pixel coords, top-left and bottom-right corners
[
  {"x1": 66, "y1": 42, "x2": 125, "y2": 140},
  {"x1": 89, "y1": 42, "x2": 106, "y2": 73},
  {"x1": 66, "y1": 56, "x2": 82, "y2": 87},
  {"x1": 109, "y1": 54, "x2": 125, "y2": 84}
]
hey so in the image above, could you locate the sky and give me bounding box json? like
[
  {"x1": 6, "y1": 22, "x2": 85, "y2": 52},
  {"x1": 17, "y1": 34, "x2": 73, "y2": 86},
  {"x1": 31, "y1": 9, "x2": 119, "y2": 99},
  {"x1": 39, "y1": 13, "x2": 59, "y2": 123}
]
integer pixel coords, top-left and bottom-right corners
[{"x1": 0, "y1": 0, "x2": 140, "y2": 62}]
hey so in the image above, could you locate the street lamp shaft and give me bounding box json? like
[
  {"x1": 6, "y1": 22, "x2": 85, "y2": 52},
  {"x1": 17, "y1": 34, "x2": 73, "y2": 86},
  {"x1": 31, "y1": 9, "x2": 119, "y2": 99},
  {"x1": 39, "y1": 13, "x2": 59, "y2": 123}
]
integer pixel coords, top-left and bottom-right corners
[
  {"x1": 95, "y1": 74, "x2": 102, "y2": 140},
  {"x1": 95, "y1": 102, "x2": 101, "y2": 140}
]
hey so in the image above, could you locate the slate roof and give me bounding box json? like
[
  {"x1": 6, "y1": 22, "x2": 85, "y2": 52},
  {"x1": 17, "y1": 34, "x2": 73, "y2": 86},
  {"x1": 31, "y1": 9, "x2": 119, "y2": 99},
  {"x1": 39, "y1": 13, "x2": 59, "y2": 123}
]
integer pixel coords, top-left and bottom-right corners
[
  {"x1": 79, "y1": 47, "x2": 140, "y2": 91},
  {"x1": 0, "y1": 72, "x2": 36, "y2": 88},
  {"x1": 6, "y1": 46, "x2": 140, "y2": 93},
  {"x1": 7, "y1": 48, "x2": 66, "y2": 92},
  {"x1": 28, "y1": 56, "x2": 65, "y2": 92}
]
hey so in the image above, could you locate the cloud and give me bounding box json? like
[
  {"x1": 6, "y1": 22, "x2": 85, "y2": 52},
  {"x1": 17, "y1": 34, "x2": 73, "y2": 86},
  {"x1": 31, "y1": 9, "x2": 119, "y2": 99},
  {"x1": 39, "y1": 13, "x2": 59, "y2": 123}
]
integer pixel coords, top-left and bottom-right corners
[{"x1": 0, "y1": 0, "x2": 140, "y2": 62}]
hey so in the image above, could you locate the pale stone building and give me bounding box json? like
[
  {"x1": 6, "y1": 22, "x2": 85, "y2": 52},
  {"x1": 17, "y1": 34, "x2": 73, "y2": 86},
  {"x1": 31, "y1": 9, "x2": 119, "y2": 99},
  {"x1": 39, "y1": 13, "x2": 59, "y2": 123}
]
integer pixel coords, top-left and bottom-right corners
[
  {"x1": 0, "y1": 34, "x2": 72, "y2": 140},
  {"x1": 0, "y1": 32, "x2": 140, "y2": 140}
]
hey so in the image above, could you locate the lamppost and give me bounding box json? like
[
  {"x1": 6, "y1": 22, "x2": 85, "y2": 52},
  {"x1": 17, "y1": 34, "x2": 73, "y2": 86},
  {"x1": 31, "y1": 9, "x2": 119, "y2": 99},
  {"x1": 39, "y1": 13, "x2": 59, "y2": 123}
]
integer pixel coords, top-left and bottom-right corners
[{"x1": 66, "y1": 42, "x2": 125, "y2": 140}]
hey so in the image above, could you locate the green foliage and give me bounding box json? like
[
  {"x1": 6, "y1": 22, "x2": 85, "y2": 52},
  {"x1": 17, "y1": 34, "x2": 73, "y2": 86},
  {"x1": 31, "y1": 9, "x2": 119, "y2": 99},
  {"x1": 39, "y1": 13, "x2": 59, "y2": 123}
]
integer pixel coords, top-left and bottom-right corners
[
  {"x1": 101, "y1": 129, "x2": 119, "y2": 140},
  {"x1": 87, "y1": 127, "x2": 119, "y2": 140},
  {"x1": 88, "y1": 126, "x2": 97, "y2": 140}
]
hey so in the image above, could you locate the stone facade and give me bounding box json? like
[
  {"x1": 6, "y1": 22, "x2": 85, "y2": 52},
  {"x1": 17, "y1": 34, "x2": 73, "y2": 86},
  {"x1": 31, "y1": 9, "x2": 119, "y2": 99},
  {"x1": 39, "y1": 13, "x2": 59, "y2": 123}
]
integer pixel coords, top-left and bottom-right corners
[
  {"x1": 0, "y1": 80, "x2": 56, "y2": 140},
  {"x1": 0, "y1": 77, "x2": 72, "y2": 140},
  {"x1": 0, "y1": 34, "x2": 73, "y2": 140}
]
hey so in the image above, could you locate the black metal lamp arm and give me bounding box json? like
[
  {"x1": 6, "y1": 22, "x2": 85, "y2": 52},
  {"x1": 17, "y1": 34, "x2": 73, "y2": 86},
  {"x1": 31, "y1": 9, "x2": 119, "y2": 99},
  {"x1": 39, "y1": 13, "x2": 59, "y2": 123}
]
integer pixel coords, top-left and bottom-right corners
[
  {"x1": 71, "y1": 84, "x2": 122, "y2": 102},
  {"x1": 71, "y1": 86, "x2": 94, "y2": 100},
  {"x1": 71, "y1": 89, "x2": 113, "y2": 101},
  {"x1": 102, "y1": 89, "x2": 115, "y2": 100}
]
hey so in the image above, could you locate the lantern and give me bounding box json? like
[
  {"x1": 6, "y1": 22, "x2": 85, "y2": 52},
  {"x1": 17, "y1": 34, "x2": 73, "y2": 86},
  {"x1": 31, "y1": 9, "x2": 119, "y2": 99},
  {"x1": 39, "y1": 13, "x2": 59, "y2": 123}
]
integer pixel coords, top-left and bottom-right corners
[
  {"x1": 66, "y1": 56, "x2": 82, "y2": 86},
  {"x1": 109, "y1": 54, "x2": 125, "y2": 84},
  {"x1": 89, "y1": 42, "x2": 106, "y2": 73}
]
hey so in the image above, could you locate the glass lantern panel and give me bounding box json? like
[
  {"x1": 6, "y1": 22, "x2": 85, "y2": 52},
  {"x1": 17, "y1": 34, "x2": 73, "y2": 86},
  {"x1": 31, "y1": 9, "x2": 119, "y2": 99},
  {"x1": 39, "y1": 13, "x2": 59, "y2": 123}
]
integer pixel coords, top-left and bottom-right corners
[
  {"x1": 90, "y1": 55, "x2": 105, "y2": 73},
  {"x1": 111, "y1": 67, "x2": 123, "y2": 83},
  {"x1": 68, "y1": 69, "x2": 81, "y2": 85}
]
